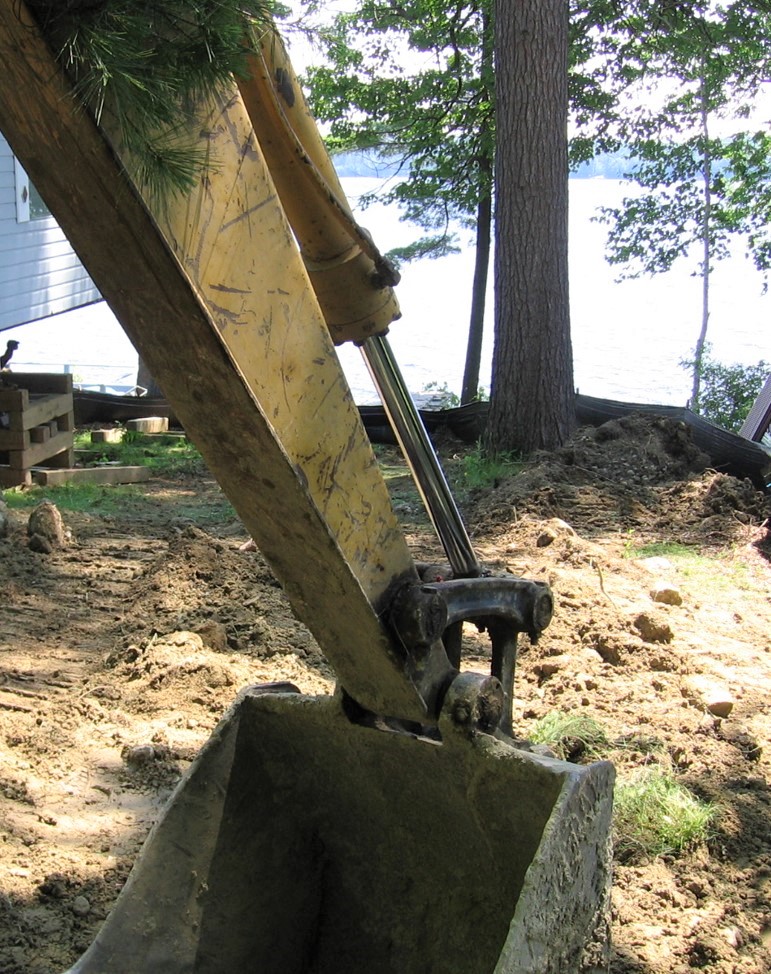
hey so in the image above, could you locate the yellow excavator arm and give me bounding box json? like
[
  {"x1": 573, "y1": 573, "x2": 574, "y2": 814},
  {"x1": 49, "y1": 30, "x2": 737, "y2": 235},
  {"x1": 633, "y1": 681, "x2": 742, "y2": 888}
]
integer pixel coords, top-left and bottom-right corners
[{"x1": 0, "y1": 6, "x2": 614, "y2": 973}]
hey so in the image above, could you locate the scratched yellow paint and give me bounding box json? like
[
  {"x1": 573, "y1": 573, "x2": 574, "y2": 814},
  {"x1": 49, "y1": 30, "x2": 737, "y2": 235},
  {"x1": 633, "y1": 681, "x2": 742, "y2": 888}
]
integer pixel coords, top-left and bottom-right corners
[{"x1": 151, "y1": 87, "x2": 412, "y2": 603}]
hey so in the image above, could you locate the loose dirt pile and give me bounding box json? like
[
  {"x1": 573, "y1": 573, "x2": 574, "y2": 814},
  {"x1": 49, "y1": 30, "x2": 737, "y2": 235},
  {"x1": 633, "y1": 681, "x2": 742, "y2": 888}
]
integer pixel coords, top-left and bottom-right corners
[{"x1": 0, "y1": 414, "x2": 769, "y2": 973}]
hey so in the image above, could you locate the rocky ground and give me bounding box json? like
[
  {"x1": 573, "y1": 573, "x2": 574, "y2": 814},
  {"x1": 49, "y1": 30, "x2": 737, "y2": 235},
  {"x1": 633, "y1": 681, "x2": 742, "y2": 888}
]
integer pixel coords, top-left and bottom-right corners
[{"x1": 0, "y1": 413, "x2": 769, "y2": 973}]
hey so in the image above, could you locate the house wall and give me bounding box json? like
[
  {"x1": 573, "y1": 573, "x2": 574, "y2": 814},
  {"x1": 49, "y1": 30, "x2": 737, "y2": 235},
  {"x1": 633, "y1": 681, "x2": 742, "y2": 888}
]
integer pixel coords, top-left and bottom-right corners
[{"x1": 0, "y1": 132, "x2": 101, "y2": 332}]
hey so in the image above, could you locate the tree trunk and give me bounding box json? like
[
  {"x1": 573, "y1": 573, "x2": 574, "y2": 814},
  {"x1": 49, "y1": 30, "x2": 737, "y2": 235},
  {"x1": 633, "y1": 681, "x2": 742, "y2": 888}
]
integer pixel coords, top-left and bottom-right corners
[
  {"x1": 690, "y1": 76, "x2": 712, "y2": 411},
  {"x1": 485, "y1": 0, "x2": 575, "y2": 455},
  {"x1": 461, "y1": 4, "x2": 493, "y2": 407},
  {"x1": 461, "y1": 182, "x2": 492, "y2": 404}
]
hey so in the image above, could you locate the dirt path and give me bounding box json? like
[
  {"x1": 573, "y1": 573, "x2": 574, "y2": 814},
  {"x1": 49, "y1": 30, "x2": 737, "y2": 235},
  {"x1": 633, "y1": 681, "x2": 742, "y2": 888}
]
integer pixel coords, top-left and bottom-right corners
[{"x1": 1, "y1": 416, "x2": 770, "y2": 973}]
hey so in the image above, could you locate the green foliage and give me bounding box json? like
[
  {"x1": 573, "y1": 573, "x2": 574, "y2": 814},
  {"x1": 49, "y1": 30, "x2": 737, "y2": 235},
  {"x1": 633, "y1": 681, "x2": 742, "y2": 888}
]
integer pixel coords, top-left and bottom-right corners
[
  {"x1": 460, "y1": 444, "x2": 523, "y2": 490},
  {"x1": 28, "y1": 0, "x2": 278, "y2": 196},
  {"x1": 300, "y1": 0, "x2": 494, "y2": 256},
  {"x1": 579, "y1": 2, "x2": 771, "y2": 406},
  {"x1": 3, "y1": 481, "x2": 143, "y2": 515},
  {"x1": 681, "y1": 347, "x2": 769, "y2": 430},
  {"x1": 421, "y1": 381, "x2": 460, "y2": 407},
  {"x1": 3, "y1": 432, "x2": 233, "y2": 522},
  {"x1": 528, "y1": 711, "x2": 610, "y2": 762},
  {"x1": 73, "y1": 430, "x2": 207, "y2": 476},
  {"x1": 590, "y1": 0, "x2": 771, "y2": 281},
  {"x1": 614, "y1": 768, "x2": 716, "y2": 862},
  {"x1": 622, "y1": 538, "x2": 753, "y2": 593},
  {"x1": 623, "y1": 540, "x2": 699, "y2": 560}
]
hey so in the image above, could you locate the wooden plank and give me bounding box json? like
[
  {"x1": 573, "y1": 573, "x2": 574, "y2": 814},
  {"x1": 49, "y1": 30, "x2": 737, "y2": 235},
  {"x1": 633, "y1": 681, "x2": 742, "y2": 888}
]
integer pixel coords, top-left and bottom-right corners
[
  {"x1": 30, "y1": 424, "x2": 50, "y2": 443},
  {"x1": 31, "y1": 465, "x2": 152, "y2": 486},
  {"x1": 0, "y1": 428, "x2": 30, "y2": 450},
  {"x1": 126, "y1": 416, "x2": 168, "y2": 434},
  {"x1": 91, "y1": 428, "x2": 125, "y2": 444},
  {"x1": 16, "y1": 392, "x2": 73, "y2": 431},
  {"x1": 0, "y1": 387, "x2": 27, "y2": 411},
  {"x1": 8, "y1": 429, "x2": 73, "y2": 470},
  {"x1": 0, "y1": 466, "x2": 30, "y2": 487},
  {"x1": 42, "y1": 443, "x2": 75, "y2": 469}
]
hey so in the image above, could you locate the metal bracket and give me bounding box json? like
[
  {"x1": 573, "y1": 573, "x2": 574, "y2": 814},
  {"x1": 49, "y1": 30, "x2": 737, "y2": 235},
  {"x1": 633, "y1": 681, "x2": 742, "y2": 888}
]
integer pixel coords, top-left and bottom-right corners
[{"x1": 389, "y1": 575, "x2": 553, "y2": 735}]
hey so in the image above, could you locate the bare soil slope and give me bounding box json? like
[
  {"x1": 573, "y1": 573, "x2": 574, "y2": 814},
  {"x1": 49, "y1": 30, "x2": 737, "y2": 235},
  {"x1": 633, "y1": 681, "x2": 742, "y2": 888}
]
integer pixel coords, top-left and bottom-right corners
[{"x1": 0, "y1": 414, "x2": 769, "y2": 973}]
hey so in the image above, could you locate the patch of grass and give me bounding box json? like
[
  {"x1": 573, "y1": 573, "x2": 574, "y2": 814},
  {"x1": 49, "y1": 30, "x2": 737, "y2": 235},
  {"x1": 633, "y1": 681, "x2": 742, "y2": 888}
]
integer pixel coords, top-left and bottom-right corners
[
  {"x1": 2, "y1": 432, "x2": 229, "y2": 521},
  {"x1": 623, "y1": 538, "x2": 753, "y2": 591},
  {"x1": 623, "y1": 540, "x2": 700, "y2": 560},
  {"x1": 528, "y1": 711, "x2": 610, "y2": 762},
  {"x1": 3, "y1": 481, "x2": 145, "y2": 515},
  {"x1": 74, "y1": 430, "x2": 206, "y2": 476},
  {"x1": 461, "y1": 445, "x2": 525, "y2": 490},
  {"x1": 613, "y1": 768, "x2": 716, "y2": 862}
]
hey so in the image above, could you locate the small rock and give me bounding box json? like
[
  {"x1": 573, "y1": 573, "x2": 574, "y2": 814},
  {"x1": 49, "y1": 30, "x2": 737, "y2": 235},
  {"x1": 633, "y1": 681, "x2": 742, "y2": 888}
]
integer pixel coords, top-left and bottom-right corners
[
  {"x1": 27, "y1": 502, "x2": 67, "y2": 549},
  {"x1": 650, "y1": 583, "x2": 683, "y2": 606},
  {"x1": 72, "y1": 895, "x2": 91, "y2": 917},
  {"x1": 536, "y1": 518, "x2": 576, "y2": 547},
  {"x1": 683, "y1": 675, "x2": 734, "y2": 718},
  {"x1": 122, "y1": 744, "x2": 156, "y2": 767},
  {"x1": 195, "y1": 621, "x2": 229, "y2": 653},
  {"x1": 707, "y1": 698, "x2": 734, "y2": 720},
  {"x1": 638, "y1": 556, "x2": 673, "y2": 574},
  {"x1": 633, "y1": 612, "x2": 673, "y2": 644}
]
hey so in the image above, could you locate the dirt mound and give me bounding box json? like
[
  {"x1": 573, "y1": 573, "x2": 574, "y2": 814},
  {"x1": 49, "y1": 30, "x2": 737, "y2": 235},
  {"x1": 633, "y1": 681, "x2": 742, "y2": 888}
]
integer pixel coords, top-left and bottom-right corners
[
  {"x1": 469, "y1": 415, "x2": 770, "y2": 545},
  {"x1": 113, "y1": 524, "x2": 325, "y2": 664},
  {"x1": 0, "y1": 428, "x2": 769, "y2": 974}
]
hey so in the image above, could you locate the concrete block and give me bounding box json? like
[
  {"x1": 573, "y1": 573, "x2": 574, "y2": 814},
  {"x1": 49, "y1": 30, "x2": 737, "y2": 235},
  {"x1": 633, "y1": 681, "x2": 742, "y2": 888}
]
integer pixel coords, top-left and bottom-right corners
[
  {"x1": 91, "y1": 428, "x2": 126, "y2": 444},
  {"x1": 126, "y1": 416, "x2": 168, "y2": 434}
]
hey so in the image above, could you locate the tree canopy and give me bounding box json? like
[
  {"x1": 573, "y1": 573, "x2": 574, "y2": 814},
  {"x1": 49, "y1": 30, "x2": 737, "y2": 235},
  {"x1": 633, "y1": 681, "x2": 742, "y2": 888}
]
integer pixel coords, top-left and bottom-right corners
[
  {"x1": 299, "y1": 0, "x2": 495, "y2": 403},
  {"x1": 586, "y1": 1, "x2": 771, "y2": 408}
]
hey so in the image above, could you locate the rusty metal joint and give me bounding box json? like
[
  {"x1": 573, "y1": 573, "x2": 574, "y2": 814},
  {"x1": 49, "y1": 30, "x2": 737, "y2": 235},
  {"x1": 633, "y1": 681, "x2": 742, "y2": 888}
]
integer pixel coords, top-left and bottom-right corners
[
  {"x1": 388, "y1": 581, "x2": 449, "y2": 652},
  {"x1": 439, "y1": 672, "x2": 504, "y2": 736},
  {"x1": 420, "y1": 576, "x2": 554, "y2": 642}
]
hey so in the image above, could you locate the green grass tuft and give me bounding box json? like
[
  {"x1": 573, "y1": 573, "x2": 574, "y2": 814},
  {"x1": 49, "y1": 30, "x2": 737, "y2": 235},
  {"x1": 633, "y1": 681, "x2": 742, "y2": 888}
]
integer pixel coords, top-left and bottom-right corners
[
  {"x1": 461, "y1": 445, "x2": 525, "y2": 490},
  {"x1": 528, "y1": 711, "x2": 610, "y2": 762},
  {"x1": 613, "y1": 768, "x2": 716, "y2": 862}
]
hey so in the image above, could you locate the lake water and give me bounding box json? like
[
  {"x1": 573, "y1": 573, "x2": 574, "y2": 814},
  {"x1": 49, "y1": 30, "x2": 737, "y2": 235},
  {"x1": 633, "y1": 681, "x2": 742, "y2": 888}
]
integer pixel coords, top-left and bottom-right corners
[{"x1": 8, "y1": 178, "x2": 770, "y2": 406}]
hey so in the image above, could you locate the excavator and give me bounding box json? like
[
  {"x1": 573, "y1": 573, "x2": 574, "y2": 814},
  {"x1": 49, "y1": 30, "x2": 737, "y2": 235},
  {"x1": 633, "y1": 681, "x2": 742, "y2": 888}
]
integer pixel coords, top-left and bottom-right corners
[{"x1": 0, "y1": 5, "x2": 615, "y2": 972}]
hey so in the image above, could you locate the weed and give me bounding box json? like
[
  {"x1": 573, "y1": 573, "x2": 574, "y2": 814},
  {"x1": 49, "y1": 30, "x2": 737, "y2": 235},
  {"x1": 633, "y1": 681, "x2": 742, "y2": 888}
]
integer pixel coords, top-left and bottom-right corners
[
  {"x1": 461, "y1": 445, "x2": 524, "y2": 490},
  {"x1": 613, "y1": 768, "x2": 716, "y2": 862},
  {"x1": 528, "y1": 711, "x2": 610, "y2": 762}
]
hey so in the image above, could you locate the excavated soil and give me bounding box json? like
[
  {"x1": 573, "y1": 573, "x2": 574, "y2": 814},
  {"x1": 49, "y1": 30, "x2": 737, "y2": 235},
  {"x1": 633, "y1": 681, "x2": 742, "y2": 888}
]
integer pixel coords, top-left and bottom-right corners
[{"x1": 0, "y1": 413, "x2": 770, "y2": 973}]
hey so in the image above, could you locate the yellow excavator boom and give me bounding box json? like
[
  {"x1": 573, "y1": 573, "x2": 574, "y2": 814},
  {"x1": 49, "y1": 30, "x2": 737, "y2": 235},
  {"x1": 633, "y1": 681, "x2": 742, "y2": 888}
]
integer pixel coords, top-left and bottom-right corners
[{"x1": 0, "y1": 6, "x2": 614, "y2": 973}]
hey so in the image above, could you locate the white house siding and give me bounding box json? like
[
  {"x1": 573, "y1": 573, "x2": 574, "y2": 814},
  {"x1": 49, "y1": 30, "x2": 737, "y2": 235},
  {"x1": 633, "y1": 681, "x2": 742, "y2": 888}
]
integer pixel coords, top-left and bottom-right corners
[{"x1": 0, "y1": 133, "x2": 101, "y2": 332}]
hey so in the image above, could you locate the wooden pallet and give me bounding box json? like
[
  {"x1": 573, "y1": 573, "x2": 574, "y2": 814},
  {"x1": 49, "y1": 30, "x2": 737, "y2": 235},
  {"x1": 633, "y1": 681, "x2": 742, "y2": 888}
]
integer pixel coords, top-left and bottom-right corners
[{"x1": 0, "y1": 372, "x2": 75, "y2": 487}]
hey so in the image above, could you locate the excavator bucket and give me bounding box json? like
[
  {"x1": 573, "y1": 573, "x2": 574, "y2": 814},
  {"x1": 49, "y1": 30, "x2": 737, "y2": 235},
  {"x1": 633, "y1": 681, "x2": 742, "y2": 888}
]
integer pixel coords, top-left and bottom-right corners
[
  {"x1": 0, "y1": 5, "x2": 615, "y2": 972},
  {"x1": 68, "y1": 686, "x2": 613, "y2": 974}
]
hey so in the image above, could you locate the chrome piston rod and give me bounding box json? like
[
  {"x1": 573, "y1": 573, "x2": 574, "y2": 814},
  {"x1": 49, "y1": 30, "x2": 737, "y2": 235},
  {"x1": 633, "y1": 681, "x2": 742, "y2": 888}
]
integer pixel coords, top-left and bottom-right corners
[{"x1": 361, "y1": 334, "x2": 481, "y2": 578}]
